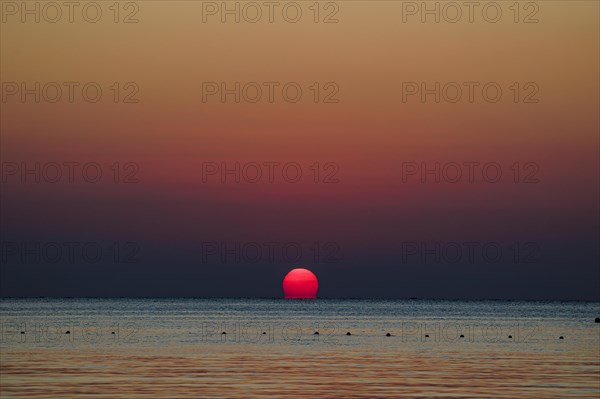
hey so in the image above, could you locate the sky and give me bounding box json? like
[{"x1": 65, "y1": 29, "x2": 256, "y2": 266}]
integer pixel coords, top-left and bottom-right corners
[{"x1": 1, "y1": 1, "x2": 599, "y2": 299}]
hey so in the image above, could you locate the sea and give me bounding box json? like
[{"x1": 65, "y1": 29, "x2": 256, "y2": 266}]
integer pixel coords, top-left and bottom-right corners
[{"x1": 1, "y1": 298, "x2": 599, "y2": 398}]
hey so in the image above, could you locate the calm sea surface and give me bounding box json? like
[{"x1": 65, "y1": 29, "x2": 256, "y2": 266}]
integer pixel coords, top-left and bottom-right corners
[{"x1": 1, "y1": 299, "x2": 599, "y2": 398}]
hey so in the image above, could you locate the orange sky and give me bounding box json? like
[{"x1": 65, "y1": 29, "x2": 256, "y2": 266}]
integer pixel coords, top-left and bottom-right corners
[{"x1": 1, "y1": 1, "x2": 599, "y2": 298}]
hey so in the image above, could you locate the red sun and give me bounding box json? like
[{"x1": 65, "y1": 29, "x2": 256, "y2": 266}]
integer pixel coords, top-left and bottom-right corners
[{"x1": 283, "y1": 268, "x2": 318, "y2": 299}]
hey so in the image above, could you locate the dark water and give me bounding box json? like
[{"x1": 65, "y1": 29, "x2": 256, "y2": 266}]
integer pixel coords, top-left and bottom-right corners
[{"x1": 1, "y1": 299, "x2": 599, "y2": 398}]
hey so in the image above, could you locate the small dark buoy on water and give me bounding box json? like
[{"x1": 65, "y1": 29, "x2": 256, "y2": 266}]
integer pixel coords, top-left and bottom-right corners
[
  {"x1": 595, "y1": 318, "x2": 600, "y2": 323},
  {"x1": 559, "y1": 336, "x2": 564, "y2": 339},
  {"x1": 386, "y1": 333, "x2": 391, "y2": 337},
  {"x1": 65, "y1": 331, "x2": 70, "y2": 334},
  {"x1": 346, "y1": 332, "x2": 351, "y2": 336}
]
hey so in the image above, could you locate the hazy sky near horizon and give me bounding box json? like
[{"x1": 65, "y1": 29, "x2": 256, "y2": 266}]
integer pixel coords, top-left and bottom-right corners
[{"x1": 1, "y1": 1, "x2": 598, "y2": 299}]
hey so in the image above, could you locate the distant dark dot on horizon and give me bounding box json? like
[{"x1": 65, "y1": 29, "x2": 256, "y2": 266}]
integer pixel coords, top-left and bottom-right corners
[
  {"x1": 346, "y1": 332, "x2": 351, "y2": 336},
  {"x1": 595, "y1": 317, "x2": 600, "y2": 323},
  {"x1": 559, "y1": 336, "x2": 564, "y2": 339},
  {"x1": 459, "y1": 334, "x2": 464, "y2": 338},
  {"x1": 111, "y1": 332, "x2": 115, "y2": 334},
  {"x1": 425, "y1": 334, "x2": 429, "y2": 338},
  {"x1": 221, "y1": 332, "x2": 226, "y2": 334},
  {"x1": 65, "y1": 331, "x2": 70, "y2": 334},
  {"x1": 20, "y1": 331, "x2": 25, "y2": 334},
  {"x1": 386, "y1": 333, "x2": 391, "y2": 337},
  {"x1": 508, "y1": 335, "x2": 513, "y2": 339},
  {"x1": 262, "y1": 332, "x2": 266, "y2": 335},
  {"x1": 314, "y1": 331, "x2": 319, "y2": 335}
]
